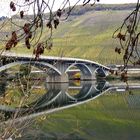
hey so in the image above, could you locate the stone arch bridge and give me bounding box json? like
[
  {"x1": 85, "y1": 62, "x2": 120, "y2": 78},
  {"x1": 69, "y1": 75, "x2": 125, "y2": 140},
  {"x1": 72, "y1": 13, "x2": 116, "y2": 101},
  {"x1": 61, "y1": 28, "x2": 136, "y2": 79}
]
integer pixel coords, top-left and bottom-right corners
[{"x1": 0, "y1": 53, "x2": 111, "y2": 82}]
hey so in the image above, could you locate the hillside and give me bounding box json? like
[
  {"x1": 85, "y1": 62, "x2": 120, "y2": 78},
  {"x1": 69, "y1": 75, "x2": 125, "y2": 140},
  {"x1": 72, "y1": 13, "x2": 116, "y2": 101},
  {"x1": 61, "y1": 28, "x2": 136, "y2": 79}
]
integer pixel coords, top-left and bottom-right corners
[
  {"x1": 46, "y1": 4, "x2": 134, "y2": 64},
  {"x1": 0, "y1": 4, "x2": 136, "y2": 64}
]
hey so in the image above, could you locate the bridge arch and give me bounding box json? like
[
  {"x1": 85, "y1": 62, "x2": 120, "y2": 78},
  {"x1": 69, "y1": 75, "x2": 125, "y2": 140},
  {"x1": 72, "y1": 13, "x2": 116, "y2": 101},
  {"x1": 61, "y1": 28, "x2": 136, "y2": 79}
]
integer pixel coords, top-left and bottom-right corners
[
  {"x1": 66, "y1": 82, "x2": 104, "y2": 101},
  {"x1": 67, "y1": 84, "x2": 93, "y2": 101},
  {"x1": 95, "y1": 67, "x2": 108, "y2": 77},
  {"x1": 0, "y1": 61, "x2": 62, "y2": 76},
  {"x1": 65, "y1": 63, "x2": 92, "y2": 78},
  {"x1": 26, "y1": 91, "x2": 62, "y2": 109}
]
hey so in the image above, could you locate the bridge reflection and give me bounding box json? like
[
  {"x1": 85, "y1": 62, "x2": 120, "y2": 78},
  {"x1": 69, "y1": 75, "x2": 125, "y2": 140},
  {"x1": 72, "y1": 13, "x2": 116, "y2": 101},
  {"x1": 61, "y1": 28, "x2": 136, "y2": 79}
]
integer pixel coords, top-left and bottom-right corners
[
  {"x1": 0, "y1": 80, "x2": 110, "y2": 120},
  {"x1": 27, "y1": 80, "x2": 109, "y2": 109},
  {"x1": 0, "y1": 79, "x2": 140, "y2": 122}
]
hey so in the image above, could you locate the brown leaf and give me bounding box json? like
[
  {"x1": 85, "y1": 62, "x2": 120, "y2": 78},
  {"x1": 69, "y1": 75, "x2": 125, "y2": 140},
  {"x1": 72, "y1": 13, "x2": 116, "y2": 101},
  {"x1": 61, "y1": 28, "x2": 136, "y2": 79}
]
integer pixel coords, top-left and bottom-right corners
[
  {"x1": 10, "y1": 1, "x2": 16, "y2": 11},
  {"x1": 54, "y1": 18, "x2": 59, "y2": 29},
  {"x1": 23, "y1": 23, "x2": 30, "y2": 34},
  {"x1": 46, "y1": 21, "x2": 52, "y2": 29},
  {"x1": 115, "y1": 47, "x2": 121, "y2": 54},
  {"x1": 5, "y1": 31, "x2": 18, "y2": 50},
  {"x1": 20, "y1": 11, "x2": 24, "y2": 18},
  {"x1": 25, "y1": 37, "x2": 30, "y2": 49},
  {"x1": 33, "y1": 43, "x2": 44, "y2": 59},
  {"x1": 117, "y1": 33, "x2": 126, "y2": 41},
  {"x1": 28, "y1": 32, "x2": 32, "y2": 39},
  {"x1": 5, "y1": 40, "x2": 12, "y2": 50},
  {"x1": 10, "y1": 1, "x2": 14, "y2": 9},
  {"x1": 56, "y1": 9, "x2": 62, "y2": 17}
]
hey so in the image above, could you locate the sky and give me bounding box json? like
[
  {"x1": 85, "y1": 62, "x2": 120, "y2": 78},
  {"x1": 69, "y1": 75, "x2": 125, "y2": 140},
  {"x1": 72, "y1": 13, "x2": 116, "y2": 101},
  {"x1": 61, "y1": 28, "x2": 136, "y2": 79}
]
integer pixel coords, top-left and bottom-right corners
[
  {"x1": 96, "y1": 0, "x2": 137, "y2": 4},
  {"x1": 0, "y1": 0, "x2": 138, "y2": 17}
]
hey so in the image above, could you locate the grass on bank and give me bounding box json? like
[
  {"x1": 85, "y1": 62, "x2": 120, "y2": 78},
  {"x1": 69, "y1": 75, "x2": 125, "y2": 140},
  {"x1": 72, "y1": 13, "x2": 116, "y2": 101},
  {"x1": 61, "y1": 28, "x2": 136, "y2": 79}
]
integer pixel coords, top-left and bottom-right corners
[{"x1": 34, "y1": 90, "x2": 140, "y2": 140}]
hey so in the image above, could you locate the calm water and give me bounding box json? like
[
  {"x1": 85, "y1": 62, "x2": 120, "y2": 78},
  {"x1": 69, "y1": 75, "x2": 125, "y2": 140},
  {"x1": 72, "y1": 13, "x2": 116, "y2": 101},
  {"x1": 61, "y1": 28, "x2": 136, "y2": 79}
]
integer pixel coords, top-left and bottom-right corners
[{"x1": 0, "y1": 72, "x2": 140, "y2": 140}]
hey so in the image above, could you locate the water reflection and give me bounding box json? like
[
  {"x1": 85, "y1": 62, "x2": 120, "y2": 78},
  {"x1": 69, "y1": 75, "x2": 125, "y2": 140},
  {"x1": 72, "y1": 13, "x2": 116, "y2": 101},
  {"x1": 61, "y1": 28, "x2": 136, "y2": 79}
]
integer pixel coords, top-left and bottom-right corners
[
  {"x1": 0, "y1": 80, "x2": 111, "y2": 120},
  {"x1": 0, "y1": 72, "x2": 7, "y2": 97},
  {"x1": 27, "y1": 80, "x2": 109, "y2": 110},
  {"x1": 16, "y1": 81, "x2": 140, "y2": 140},
  {"x1": 0, "y1": 74, "x2": 140, "y2": 122},
  {"x1": 0, "y1": 73, "x2": 140, "y2": 140}
]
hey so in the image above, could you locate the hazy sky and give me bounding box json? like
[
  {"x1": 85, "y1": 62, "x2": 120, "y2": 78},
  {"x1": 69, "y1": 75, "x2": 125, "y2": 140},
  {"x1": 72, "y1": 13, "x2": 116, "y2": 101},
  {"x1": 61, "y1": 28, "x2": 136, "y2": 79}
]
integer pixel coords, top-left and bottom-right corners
[
  {"x1": 97, "y1": 0, "x2": 137, "y2": 4},
  {"x1": 0, "y1": 0, "x2": 137, "y2": 17}
]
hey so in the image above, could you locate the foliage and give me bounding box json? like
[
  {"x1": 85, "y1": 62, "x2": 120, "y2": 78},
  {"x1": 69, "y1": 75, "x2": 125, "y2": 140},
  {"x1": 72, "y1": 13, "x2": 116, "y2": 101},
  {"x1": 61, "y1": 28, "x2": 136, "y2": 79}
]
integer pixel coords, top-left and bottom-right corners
[
  {"x1": 0, "y1": 0, "x2": 140, "y2": 139},
  {"x1": 113, "y1": 0, "x2": 140, "y2": 68},
  {"x1": 19, "y1": 64, "x2": 31, "y2": 77},
  {"x1": 0, "y1": 0, "x2": 100, "y2": 59}
]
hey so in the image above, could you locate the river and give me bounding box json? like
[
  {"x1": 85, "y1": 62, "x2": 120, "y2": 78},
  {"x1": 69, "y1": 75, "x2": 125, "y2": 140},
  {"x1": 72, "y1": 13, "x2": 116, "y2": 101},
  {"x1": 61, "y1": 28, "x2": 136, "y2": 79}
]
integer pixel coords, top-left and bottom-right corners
[{"x1": 0, "y1": 71, "x2": 140, "y2": 140}]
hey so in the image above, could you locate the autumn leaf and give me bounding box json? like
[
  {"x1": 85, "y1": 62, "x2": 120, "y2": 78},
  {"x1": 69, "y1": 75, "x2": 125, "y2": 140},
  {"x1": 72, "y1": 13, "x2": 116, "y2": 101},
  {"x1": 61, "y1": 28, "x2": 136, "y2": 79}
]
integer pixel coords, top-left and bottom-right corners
[{"x1": 20, "y1": 11, "x2": 24, "y2": 18}]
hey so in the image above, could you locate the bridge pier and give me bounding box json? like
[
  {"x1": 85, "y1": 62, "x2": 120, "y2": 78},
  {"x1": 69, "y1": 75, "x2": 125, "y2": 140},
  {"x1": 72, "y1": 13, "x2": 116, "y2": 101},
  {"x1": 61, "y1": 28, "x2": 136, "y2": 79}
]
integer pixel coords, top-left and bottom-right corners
[
  {"x1": 81, "y1": 75, "x2": 96, "y2": 81},
  {"x1": 46, "y1": 62, "x2": 69, "y2": 83},
  {"x1": 45, "y1": 83, "x2": 69, "y2": 91},
  {"x1": 95, "y1": 68, "x2": 109, "y2": 78},
  {"x1": 46, "y1": 73, "x2": 69, "y2": 83}
]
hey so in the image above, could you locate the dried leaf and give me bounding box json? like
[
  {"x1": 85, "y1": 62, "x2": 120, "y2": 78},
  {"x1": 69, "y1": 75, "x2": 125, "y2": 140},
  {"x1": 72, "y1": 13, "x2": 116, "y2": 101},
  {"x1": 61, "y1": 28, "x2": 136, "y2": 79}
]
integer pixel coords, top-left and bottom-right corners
[
  {"x1": 33, "y1": 43, "x2": 44, "y2": 59},
  {"x1": 56, "y1": 9, "x2": 62, "y2": 17},
  {"x1": 54, "y1": 18, "x2": 59, "y2": 29},
  {"x1": 23, "y1": 23, "x2": 30, "y2": 34},
  {"x1": 46, "y1": 21, "x2": 52, "y2": 29},
  {"x1": 20, "y1": 11, "x2": 24, "y2": 18}
]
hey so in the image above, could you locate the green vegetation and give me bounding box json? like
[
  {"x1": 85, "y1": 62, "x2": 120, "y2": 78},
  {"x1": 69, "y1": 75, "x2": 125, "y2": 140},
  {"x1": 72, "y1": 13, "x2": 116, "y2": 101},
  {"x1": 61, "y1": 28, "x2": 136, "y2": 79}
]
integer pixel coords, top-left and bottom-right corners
[
  {"x1": 0, "y1": 77, "x2": 46, "y2": 107},
  {"x1": 0, "y1": 4, "x2": 135, "y2": 65},
  {"x1": 0, "y1": 4, "x2": 140, "y2": 140},
  {"x1": 45, "y1": 10, "x2": 130, "y2": 65},
  {"x1": 35, "y1": 90, "x2": 140, "y2": 140}
]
